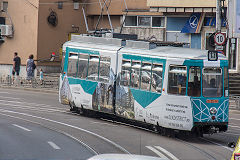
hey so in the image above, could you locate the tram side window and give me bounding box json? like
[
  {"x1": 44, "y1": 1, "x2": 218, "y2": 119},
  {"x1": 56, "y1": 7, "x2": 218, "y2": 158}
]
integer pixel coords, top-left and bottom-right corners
[
  {"x1": 168, "y1": 65, "x2": 187, "y2": 95},
  {"x1": 87, "y1": 55, "x2": 99, "y2": 81},
  {"x1": 188, "y1": 67, "x2": 201, "y2": 97},
  {"x1": 77, "y1": 54, "x2": 88, "y2": 79},
  {"x1": 224, "y1": 67, "x2": 229, "y2": 97},
  {"x1": 202, "y1": 68, "x2": 222, "y2": 97},
  {"x1": 131, "y1": 61, "x2": 141, "y2": 89},
  {"x1": 141, "y1": 63, "x2": 152, "y2": 91},
  {"x1": 120, "y1": 60, "x2": 131, "y2": 86},
  {"x1": 99, "y1": 56, "x2": 111, "y2": 83},
  {"x1": 61, "y1": 52, "x2": 65, "y2": 74},
  {"x1": 67, "y1": 53, "x2": 78, "y2": 77},
  {"x1": 151, "y1": 64, "x2": 163, "y2": 93}
]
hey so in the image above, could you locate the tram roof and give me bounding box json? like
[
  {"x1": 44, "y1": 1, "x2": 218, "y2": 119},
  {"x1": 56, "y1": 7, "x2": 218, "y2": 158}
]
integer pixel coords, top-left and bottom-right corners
[
  {"x1": 63, "y1": 35, "x2": 227, "y2": 60},
  {"x1": 121, "y1": 46, "x2": 227, "y2": 60}
]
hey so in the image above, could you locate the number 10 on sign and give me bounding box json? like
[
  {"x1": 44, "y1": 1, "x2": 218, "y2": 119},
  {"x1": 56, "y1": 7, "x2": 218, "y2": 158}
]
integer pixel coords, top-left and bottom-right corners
[{"x1": 214, "y1": 33, "x2": 226, "y2": 46}]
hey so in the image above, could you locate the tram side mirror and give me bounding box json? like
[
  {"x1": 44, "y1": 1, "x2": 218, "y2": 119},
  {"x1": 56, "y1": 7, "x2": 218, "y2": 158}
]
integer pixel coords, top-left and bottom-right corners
[{"x1": 228, "y1": 142, "x2": 236, "y2": 148}]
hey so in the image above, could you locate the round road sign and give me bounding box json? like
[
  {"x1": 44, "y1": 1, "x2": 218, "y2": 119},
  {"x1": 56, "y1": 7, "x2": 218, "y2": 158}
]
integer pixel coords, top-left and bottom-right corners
[{"x1": 214, "y1": 32, "x2": 226, "y2": 45}]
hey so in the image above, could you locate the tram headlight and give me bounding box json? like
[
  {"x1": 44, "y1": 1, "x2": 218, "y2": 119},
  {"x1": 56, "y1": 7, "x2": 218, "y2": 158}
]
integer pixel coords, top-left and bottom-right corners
[{"x1": 210, "y1": 107, "x2": 217, "y2": 115}]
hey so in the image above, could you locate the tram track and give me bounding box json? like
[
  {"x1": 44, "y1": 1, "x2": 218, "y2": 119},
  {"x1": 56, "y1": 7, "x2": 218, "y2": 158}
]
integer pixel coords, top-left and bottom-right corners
[
  {"x1": 0, "y1": 95, "x2": 234, "y2": 160},
  {"x1": 98, "y1": 118, "x2": 224, "y2": 160},
  {"x1": 0, "y1": 107, "x2": 219, "y2": 160},
  {"x1": 0, "y1": 111, "x2": 98, "y2": 155},
  {"x1": 98, "y1": 117, "x2": 233, "y2": 160},
  {"x1": 0, "y1": 108, "x2": 131, "y2": 154}
]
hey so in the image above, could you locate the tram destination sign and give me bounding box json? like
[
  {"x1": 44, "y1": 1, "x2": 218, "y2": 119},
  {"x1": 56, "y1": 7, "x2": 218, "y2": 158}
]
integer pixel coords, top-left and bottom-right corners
[{"x1": 208, "y1": 51, "x2": 218, "y2": 61}]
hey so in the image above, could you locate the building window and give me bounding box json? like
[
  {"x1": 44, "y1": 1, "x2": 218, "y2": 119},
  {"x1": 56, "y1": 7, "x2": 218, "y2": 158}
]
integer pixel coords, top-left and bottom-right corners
[
  {"x1": 152, "y1": 17, "x2": 164, "y2": 27},
  {"x1": 125, "y1": 16, "x2": 137, "y2": 26},
  {"x1": 2, "y1": 1, "x2": 8, "y2": 12},
  {"x1": 138, "y1": 16, "x2": 151, "y2": 27},
  {"x1": 58, "y1": 1, "x2": 63, "y2": 9},
  {"x1": 124, "y1": 16, "x2": 165, "y2": 28}
]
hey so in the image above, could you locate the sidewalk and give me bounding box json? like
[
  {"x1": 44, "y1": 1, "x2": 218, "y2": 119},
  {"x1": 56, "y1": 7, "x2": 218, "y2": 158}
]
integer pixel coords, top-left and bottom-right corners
[
  {"x1": 0, "y1": 75, "x2": 239, "y2": 110},
  {"x1": 0, "y1": 84, "x2": 59, "y2": 94},
  {"x1": 0, "y1": 75, "x2": 59, "y2": 94}
]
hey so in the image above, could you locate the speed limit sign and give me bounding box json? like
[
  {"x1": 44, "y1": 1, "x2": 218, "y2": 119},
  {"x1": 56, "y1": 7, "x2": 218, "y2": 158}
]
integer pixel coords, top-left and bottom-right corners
[{"x1": 214, "y1": 32, "x2": 226, "y2": 45}]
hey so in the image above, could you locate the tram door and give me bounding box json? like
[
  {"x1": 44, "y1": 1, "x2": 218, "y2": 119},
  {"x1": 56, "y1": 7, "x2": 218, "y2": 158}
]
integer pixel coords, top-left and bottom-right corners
[
  {"x1": 91, "y1": 55, "x2": 115, "y2": 114},
  {"x1": 187, "y1": 67, "x2": 201, "y2": 97}
]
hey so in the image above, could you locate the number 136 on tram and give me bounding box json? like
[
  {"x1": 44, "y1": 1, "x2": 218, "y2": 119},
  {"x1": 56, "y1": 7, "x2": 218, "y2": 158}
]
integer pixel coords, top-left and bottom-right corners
[{"x1": 59, "y1": 35, "x2": 229, "y2": 135}]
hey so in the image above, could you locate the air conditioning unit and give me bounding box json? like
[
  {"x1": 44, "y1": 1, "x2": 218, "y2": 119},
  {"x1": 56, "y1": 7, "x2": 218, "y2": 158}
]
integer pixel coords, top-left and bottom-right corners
[{"x1": 0, "y1": 25, "x2": 13, "y2": 37}]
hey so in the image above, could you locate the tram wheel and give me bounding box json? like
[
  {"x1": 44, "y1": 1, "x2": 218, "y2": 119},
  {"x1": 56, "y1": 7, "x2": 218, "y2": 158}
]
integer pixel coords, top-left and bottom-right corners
[
  {"x1": 152, "y1": 125, "x2": 158, "y2": 132},
  {"x1": 78, "y1": 105, "x2": 85, "y2": 115},
  {"x1": 69, "y1": 102, "x2": 74, "y2": 111}
]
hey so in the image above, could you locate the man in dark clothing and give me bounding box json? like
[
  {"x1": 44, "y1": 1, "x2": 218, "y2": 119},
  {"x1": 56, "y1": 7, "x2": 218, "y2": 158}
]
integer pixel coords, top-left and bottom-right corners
[{"x1": 12, "y1": 52, "x2": 21, "y2": 84}]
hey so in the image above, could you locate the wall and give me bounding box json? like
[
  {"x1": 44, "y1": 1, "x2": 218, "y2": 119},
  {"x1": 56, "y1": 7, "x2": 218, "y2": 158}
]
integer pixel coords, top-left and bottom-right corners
[
  {"x1": 115, "y1": 27, "x2": 165, "y2": 41},
  {"x1": 0, "y1": 0, "x2": 39, "y2": 65},
  {"x1": 37, "y1": 0, "x2": 85, "y2": 66},
  {"x1": 86, "y1": 0, "x2": 149, "y2": 16},
  {"x1": 147, "y1": 0, "x2": 217, "y2": 8}
]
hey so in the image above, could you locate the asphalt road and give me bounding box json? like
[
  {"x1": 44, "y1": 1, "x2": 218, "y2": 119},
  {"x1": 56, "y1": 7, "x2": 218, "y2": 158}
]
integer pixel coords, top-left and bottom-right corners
[
  {"x1": 0, "y1": 88, "x2": 239, "y2": 160},
  {"x1": 0, "y1": 116, "x2": 95, "y2": 160}
]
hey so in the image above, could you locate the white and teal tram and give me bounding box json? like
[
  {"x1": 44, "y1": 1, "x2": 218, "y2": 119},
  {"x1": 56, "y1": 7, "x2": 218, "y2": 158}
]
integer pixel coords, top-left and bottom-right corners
[{"x1": 59, "y1": 35, "x2": 229, "y2": 135}]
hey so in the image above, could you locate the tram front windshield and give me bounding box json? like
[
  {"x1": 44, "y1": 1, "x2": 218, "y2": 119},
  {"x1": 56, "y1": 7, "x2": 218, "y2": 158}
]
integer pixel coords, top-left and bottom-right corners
[{"x1": 202, "y1": 68, "x2": 223, "y2": 97}]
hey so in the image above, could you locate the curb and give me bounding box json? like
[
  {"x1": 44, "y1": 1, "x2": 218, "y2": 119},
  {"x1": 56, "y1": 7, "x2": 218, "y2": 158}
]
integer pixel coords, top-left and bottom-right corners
[{"x1": 0, "y1": 85, "x2": 58, "y2": 94}]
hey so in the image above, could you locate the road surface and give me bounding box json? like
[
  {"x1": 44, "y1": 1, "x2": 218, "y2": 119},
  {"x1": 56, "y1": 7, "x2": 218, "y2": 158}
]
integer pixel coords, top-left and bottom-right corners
[{"x1": 0, "y1": 88, "x2": 238, "y2": 160}]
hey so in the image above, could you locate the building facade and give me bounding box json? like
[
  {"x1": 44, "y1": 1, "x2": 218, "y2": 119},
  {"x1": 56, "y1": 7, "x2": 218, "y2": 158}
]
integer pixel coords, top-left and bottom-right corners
[
  {"x1": 85, "y1": 0, "x2": 239, "y2": 73},
  {"x1": 0, "y1": 0, "x2": 85, "y2": 77},
  {"x1": 0, "y1": 0, "x2": 239, "y2": 79},
  {"x1": 147, "y1": 0, "x2": 239, "y2": 73}
]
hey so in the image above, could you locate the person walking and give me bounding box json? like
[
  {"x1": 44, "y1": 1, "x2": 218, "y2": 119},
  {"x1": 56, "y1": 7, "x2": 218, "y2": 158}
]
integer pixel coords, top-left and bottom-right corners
[
  {"x1": 12, "y1": 52, "x2": 21, "y2": 85},
  {"x1": 26, "y1": 54, "x2": 36, "y2": 84},
  {"x1": 39, "y1": 68, "x2": 43, "y2": 85}
]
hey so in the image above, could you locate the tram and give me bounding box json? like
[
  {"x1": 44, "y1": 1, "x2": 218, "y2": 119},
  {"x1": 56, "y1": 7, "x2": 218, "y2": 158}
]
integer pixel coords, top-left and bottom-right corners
[{"x1": 59, "y1": 35, "x2": 229, "y2": 135}]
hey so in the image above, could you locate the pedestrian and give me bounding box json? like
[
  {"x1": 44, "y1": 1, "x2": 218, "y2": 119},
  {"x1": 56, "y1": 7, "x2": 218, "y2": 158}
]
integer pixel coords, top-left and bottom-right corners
[
  {"x1": 26, "y1": 54, "x2": 36, "y2": 84},
  {"x1": 39, "y1": 68, "x2": 43, "y2": 85},
  {"x1": 12, "y1": 52, "x2": 21, "y2": 85}
]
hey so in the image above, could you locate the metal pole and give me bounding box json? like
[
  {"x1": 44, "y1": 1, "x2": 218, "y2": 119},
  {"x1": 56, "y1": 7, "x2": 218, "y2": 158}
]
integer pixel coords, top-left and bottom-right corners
[
  {"x1": 82, "y1": 5, "x2": 89, "y2": 33},
  {"x1": 216, "y1": 0, "x2": 221, "y2": 32}
]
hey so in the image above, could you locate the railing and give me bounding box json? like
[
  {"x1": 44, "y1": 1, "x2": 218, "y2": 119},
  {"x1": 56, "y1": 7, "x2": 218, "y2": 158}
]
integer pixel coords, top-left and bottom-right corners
[
  {"x1": 229, "y1": 95, "x2": 240, "y2": 110},
  {"x1": 0, "y1": 75, "x2": 59, "y2": 90}
]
